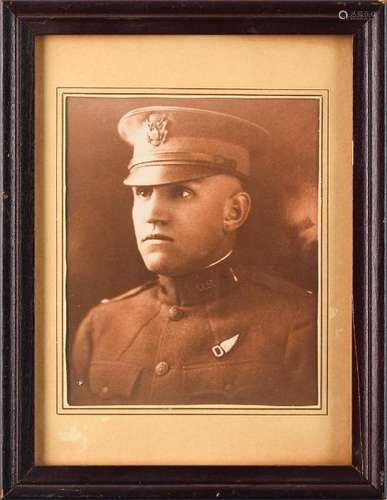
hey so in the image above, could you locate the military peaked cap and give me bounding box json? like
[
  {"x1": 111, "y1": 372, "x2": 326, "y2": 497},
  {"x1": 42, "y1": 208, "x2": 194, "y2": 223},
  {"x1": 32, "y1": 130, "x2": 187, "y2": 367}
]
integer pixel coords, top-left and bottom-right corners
[{"x1": 118, "y1": 106, "x2": 269, "y2": 186}]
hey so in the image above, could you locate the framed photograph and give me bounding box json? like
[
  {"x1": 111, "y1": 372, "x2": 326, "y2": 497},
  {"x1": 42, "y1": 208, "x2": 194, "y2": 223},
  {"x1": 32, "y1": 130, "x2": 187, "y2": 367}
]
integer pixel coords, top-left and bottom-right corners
[
  {"x1": 62, "y1": 90, "x2": 325, "y2": 416},
  {"x1": 2, "y1": 1, "x2": 385, "y2": 498}
]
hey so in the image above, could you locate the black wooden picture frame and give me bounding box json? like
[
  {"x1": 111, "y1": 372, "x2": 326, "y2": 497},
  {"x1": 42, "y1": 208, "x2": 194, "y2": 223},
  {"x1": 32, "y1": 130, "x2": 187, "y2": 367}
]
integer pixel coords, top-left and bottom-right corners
[{"x1": 1, "y1": 1, "x2": 385, "y2": 498}]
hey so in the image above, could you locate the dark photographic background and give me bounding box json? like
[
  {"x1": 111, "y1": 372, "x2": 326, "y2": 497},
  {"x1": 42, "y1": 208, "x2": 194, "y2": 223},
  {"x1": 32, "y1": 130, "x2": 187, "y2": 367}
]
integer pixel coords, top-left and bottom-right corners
[{"x1": 66, "y1": 96, "x2": 319, "y2": 340}]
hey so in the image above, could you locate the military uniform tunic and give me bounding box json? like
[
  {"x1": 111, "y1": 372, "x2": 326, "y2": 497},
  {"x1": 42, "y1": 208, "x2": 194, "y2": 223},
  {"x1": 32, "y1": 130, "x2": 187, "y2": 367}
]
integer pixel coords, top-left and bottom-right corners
[{"x1": 69, "y1": 257, "x2": 317, "y2": 406}]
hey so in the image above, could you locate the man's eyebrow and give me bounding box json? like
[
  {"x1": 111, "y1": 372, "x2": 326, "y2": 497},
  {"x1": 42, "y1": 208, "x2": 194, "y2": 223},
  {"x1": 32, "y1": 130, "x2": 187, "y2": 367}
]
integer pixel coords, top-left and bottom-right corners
[{"x1": 181, "y1": 179, "x2": 204, "y2": 187}]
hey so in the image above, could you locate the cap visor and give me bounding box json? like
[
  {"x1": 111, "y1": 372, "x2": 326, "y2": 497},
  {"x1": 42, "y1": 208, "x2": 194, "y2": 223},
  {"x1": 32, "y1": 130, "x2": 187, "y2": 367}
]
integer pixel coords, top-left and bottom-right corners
[{"x1": 123, "y1": 164, "x2": 227, "y2": 186}]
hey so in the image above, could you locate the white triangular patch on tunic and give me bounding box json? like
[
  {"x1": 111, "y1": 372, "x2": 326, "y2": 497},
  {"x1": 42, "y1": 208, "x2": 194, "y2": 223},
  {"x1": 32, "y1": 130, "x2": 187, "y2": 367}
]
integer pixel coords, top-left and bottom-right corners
[{"x1": 219, "y1": 334, "x2": 239, "y2": 353}]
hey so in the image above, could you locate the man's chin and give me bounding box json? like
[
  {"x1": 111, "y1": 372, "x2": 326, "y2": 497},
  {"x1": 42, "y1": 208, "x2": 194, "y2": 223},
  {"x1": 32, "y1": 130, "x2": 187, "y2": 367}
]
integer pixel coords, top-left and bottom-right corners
[{"x1": 142, "y1": 254, "x2": 181, "y2": 276}]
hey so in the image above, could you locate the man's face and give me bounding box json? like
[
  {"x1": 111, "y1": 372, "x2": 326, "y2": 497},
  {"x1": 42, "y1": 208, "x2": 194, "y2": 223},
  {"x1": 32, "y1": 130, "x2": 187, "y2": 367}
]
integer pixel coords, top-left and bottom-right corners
[{"x1": 131, "y1": 174, "x2": 240, "y2": 276}]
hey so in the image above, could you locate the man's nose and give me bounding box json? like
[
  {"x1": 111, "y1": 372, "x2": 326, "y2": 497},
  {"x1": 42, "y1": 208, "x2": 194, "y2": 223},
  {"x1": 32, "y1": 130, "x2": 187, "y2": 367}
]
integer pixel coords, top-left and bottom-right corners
[{"x1": 145, "y1": 191, "x2": 169, "y2": 225}]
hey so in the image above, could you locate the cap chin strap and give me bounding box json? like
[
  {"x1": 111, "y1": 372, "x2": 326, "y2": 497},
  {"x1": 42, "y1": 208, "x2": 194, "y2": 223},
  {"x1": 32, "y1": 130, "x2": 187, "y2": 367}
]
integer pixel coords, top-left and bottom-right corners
[
  {"x1": 128, "y1": 151, "x2": 238, "y2": 171},
  {"x1": 204, "y1": 250, "x2": 233, "y2": 269}
]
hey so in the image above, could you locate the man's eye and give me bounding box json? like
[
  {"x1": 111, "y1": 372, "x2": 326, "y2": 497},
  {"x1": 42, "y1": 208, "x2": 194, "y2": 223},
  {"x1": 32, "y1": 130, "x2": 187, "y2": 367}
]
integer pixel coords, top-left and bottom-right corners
[
  {"x1": 135, "y1": 187, "x2": 152, "y2": 198},
  {"x1": 173, "y1": 186, "x2": 193, "y2": 199}
]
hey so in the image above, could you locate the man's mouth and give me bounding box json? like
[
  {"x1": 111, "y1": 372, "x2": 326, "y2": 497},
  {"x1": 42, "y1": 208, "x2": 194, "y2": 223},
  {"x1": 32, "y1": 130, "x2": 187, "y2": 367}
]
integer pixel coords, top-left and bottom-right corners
[{"x1": 141, "y1": 233, "x2": 174, "y2": 243}]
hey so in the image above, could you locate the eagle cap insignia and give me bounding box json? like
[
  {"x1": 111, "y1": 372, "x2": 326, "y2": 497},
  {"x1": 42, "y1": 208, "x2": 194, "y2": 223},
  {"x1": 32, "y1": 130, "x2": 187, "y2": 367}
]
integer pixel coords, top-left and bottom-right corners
[{"x1": 144, "y1": 114, "x2": 168, "y2": 146}]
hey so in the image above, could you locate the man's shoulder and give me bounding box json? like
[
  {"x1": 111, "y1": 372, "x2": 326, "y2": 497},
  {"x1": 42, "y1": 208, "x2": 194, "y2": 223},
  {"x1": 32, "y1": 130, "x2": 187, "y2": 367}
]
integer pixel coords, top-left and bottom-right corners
[
  {"x1": 86, "y1": 280, "x2": 158, "y2": 319},
  {"x1": 237, "y1": 267, "x2": 316, "y2": 320},
  {"x1": 246, "y1": 268, "x2": 314, "y2": 300},
  {"x1": 98, "y1": 279, "x2": 158, "y2": 306},
  {"x1": 84, "y1": 279, "x2": 160, "y2": 328},
  {"x1": 238, "y1": 268, "x2": 316, "y2": 338}
]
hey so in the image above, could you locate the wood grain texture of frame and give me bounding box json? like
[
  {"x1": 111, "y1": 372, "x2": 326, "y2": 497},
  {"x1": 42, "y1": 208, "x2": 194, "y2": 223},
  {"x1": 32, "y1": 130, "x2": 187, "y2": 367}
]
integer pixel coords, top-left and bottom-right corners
[{"x1": 1, "y1": 1, "x2": 385, "y2": 499}]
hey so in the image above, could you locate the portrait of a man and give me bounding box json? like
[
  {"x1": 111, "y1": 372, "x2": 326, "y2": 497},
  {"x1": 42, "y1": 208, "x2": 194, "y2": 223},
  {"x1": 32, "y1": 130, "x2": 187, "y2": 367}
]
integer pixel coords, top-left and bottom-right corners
[{"x1": 67, "y1": 100, "x2": 318, "y2": 407}]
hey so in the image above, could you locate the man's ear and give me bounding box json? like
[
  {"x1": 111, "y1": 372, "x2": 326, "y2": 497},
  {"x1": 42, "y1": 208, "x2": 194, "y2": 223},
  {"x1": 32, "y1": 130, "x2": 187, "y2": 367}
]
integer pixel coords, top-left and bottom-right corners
[{"x1": 223, "y1": 191, "x2": 251, "y2": 232}]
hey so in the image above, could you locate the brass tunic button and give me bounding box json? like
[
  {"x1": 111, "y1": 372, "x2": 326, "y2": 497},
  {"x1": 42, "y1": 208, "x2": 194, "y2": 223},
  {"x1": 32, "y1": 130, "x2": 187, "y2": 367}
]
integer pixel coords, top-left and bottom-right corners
[
  {"x1": 168, "y1": 305, "x2": 184, "y2": 321},
  {"x1": 155, "y1": 361, "x2": 169, "y2": 376}
]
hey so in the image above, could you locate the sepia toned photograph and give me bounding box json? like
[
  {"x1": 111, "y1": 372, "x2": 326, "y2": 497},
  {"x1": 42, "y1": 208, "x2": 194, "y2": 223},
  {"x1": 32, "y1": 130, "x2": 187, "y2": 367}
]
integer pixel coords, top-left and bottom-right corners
[{"x1": 65, "y1": 94, "x2": 321, "y2": 408}]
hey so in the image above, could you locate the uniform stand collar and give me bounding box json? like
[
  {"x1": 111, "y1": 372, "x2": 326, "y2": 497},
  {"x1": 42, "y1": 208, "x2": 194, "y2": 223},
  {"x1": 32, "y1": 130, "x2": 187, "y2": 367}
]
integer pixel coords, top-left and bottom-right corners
[{"x1": 158, "y1": 253, "x2": 242, "y2": 306}]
